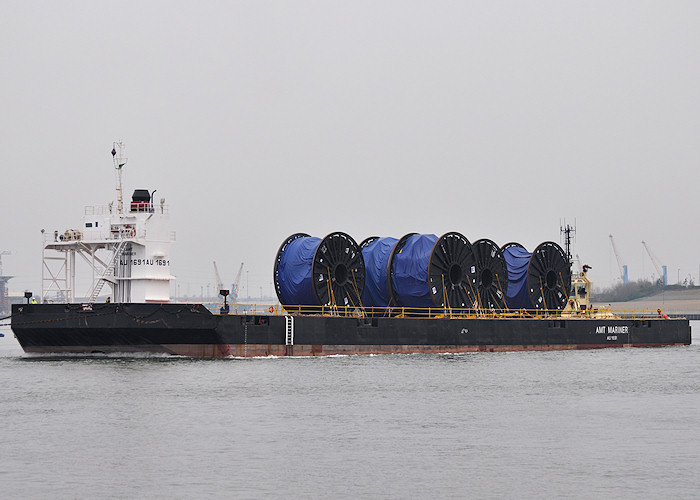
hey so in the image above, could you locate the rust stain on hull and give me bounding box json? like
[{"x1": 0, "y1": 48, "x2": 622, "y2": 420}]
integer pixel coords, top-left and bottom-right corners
[
  {"x1": 21, "y1": 342, "x2": 690, "y2": 358},
  {"x1": 166, "y1": 342, "x2": 689, "y2": 357}
]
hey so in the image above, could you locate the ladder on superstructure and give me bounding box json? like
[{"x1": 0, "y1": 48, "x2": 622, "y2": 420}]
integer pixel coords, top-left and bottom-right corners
[
  {"x1": 285, "y1": 315, "x2": 294, "y2": 346},
  {"x1": 86, "y1": 240, "x2": 128, "y2": 305}
]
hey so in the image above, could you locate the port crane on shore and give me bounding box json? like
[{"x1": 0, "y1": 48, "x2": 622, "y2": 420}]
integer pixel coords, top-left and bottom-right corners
[
  {"x1": 231, "y1": 262, "x2": 244, "y2": 303},
  {"x1": 212, "y1": 261, "x2": 244, "y2": 303},
  {"x1": 609, "y1": 234, "x2": 628, "y2": 284},
  {"x1": 641, "y1": 241, "x2": 667, "y2": 285},
  {"x1": 213, "y1": 260, "x2": 224, "y2": 294},
  {"x1": 0, "y1": 250, "x2": 12, "y2": 315}
]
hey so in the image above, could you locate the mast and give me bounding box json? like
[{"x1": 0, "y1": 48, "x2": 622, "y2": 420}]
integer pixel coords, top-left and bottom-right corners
[
  {"x1": 559, "y1": 220, "x2": 576, "y2": 271},
  {"x1": 111, "y1": 141, "x2": 127, "y2": 214}
]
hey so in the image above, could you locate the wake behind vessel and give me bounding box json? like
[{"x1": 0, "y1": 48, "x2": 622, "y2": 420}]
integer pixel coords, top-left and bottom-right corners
[{"x1": 10, "y1": 146, "x2": 691, "y2": 356}]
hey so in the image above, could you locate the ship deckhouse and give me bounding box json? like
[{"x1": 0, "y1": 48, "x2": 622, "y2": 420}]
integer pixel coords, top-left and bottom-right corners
[{"x1": 41, "y1": 143, "x2": 175, "y2": 304}]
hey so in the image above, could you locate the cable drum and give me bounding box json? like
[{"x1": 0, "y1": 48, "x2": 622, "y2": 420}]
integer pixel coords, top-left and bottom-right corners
[
  {"x1": 527, "y1": 241, "x2": 571, "y2": 311},
  {"x1": 472, "y1": 239, "x2": 507, "y2": 310},
  {"x1": 502, "y1": 242, "x2": 531, "y2": 309},
  {"x1": 502, "y1": 241, "x2": 571, "y2": 310},
  {"x1": 274, "y1": 232, "x2": 365, "y2": 312},
  {"x1": 274, "y1": 233, "x2": 318, "y2": 306},
  {"x1": 389, "y1": 232, "x2": 478, "y2": 309},
  {"x1": 360, "y1": 236, "x2": 398, "y2": 311}
]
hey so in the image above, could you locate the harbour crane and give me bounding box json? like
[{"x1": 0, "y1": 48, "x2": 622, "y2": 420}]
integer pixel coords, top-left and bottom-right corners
[
  {"x1": 213, "y1": 261, "x2": 224, "y2": 294},
  {"x1": 0, "y1": 250, "x2": 12, "y2": 315},
  {"x1": 641, "y1": 241, "x2": 667, "y2": 285},
  {"x1": 0, "y1": 250, "x2": 10, "y2": 276},
  {"x1": 608, "y1": 234, "x2": 628, "y2": 284},
  {"x1": 231, "y1": 262, "x2": 244, "y2": 303}
]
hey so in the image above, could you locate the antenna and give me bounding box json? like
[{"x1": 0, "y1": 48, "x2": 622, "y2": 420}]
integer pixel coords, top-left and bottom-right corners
[
  {"x1": 111, "y1": 141, "x2": 128, "y2": 214},
  {"x1": 559, "y1": 219, "x2": 576, "y2": 269}
]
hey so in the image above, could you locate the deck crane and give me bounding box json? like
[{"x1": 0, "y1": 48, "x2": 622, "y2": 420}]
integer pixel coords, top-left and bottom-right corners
[
  {"x1": 608, "y1": 234, "x2": 628, "y2": 284},
  {"x1": 641, "y1": 241, "x2": 667, "y2": 285},
  {"x1": 231, "y1": 262, "x2": 244, "y2": 303}
]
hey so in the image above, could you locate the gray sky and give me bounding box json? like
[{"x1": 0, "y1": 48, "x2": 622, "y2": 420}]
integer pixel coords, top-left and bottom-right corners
[{"x1": 2, "y1": 0, "x2": 700, "y2": 298}]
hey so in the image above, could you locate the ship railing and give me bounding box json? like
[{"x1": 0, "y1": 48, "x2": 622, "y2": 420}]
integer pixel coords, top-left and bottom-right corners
[
  {"x1": 84, "y1": 205, "x2": 111, "y2": 216},
  {"x1": 202, "y1": 303, "x2": 676, "y2": 320},
  {"x1": 607, "y1": 310, "x2": 669, "y2": 320},
  {"x1": 83, "y1": 204, "x2": 170, "y2": 215}
]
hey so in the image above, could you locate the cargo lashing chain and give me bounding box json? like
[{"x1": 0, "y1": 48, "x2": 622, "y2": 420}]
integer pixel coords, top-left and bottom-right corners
[
  {"x1": 325, "y1": 265, "x2": 363, "y2": 316},
  {"x1": 349, "y1": 269, "x2": 365, "y2": 316},
  {"x1": 488, "y1": 274, "x2": 498, "y2": 310},
  {"x1": 325, "y1": 266, "x2": 338, "y2": 314},
  {"x1": 495, "y1": 274, "x2": 508, "y2": 312},
  {"x1": 538, "y1": 277, "x2": 548, "y2": 312},
  {"x1": 441, "y1": 274, "x2": 451, "y2": 315},
  {"x1": 463, "y1": 277, "x2": 479, "y2": 317}
]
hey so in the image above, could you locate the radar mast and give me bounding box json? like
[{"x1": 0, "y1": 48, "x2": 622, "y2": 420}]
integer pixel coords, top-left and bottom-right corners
[
  {"x1": 111, "y1": 141, "x2": 128, "y2": 214},
  {"x1": 559, "y1": 219, "x2": 576, "y2": 271}
]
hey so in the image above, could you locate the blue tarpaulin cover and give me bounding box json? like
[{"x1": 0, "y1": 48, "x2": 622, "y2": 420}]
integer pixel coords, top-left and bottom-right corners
[
  {"x1": 276, "y1": 236, "x2": 321, "y2": 305},
  {"x1": 361, "y1": 237, "x2": 398, "y2": 308},
  {"x1": 391, "y1": 234, "x2": 438, "y2": 308},
  {"x1": 503, "y1": 245, "x2": 532, "y2": 309}
]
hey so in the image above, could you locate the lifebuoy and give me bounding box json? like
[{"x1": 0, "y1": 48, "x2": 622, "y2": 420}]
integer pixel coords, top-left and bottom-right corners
[
  {"x1": 269, "y1": 306, "x2": 274, "y2": 314},
  {"x1": 130, "y1": 228, "x2": 136, "y2": 237}
]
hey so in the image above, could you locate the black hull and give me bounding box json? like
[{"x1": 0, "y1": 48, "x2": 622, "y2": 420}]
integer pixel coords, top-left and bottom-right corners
[{"x1": 11, "y1": 303, "x2": 692, "y2": 357}]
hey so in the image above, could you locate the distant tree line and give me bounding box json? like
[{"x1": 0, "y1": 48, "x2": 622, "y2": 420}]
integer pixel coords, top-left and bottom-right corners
[
  {"x1": 594, "y1": 279, "x2": 662, "y2": 302},
  {"x1": 593, "y1": 279, "x2": 696, "y2": 302}
]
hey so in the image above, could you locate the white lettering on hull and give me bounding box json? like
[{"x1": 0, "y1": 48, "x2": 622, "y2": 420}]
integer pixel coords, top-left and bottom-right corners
[
  {"x1": 119, "y1": 259, "x2": 170, "y2": 266},
  {"x1": 595, "y1": 325, "x2": 629, "y2": 334}
]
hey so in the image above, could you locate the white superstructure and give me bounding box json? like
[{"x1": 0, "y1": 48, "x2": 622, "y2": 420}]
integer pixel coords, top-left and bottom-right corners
[{"x1": 41, "y1": 143, "x2": 175, "y2": 304}]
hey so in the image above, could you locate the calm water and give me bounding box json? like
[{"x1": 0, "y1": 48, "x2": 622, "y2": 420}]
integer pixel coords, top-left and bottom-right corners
[{"x1": 1, "y1": 324, "x2": 698, "y2": 499}]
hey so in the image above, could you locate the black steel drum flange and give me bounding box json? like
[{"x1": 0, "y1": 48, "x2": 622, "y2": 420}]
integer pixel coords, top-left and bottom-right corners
[
  {"x1": 526, "y1": 241, "x2": 571, "y2": 310},
  {"x1": 427, "y1": 232, "x2": 478, "y2": 308},
  {"x1": 501, "y1": 242, "x2": 526, "y2": 253},
  {"x1": 359, "y1": 236, "x2": 380, "y2": 249},
  {"x1": 273, "y1": 232, "x2": 311, "y2": 305},
  {"x1": 311, "y1": 232, "x2": 365, "y2": 310},
  {"x1": 472, "y1": 238, "x2": 507, "y2": 310}
]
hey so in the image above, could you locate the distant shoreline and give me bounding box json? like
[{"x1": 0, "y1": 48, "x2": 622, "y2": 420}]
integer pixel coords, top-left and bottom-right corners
[{"x1": 597, "y1": 288, "x2": 700, "y2": 315}]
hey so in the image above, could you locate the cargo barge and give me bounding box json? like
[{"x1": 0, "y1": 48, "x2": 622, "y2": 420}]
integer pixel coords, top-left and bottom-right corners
[
  {"x1": 10, "y1": 145, "x2": 691, "y2": 356},
  {"x1": 11, "y1": 302, "x2": 691, "y2": 357}
]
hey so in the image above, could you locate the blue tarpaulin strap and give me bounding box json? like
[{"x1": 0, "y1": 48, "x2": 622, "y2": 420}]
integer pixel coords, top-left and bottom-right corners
[
  {"x1": 503, "y1": 245, "x2": 532, "y2": 309},
  {"x1": 361, "y1": 237, "x2": 398, "y2": 308},
  {"x1": 391, "y1": 234, "x2": 438, "y2": 308},
  {"x1": 276, "y1": 236, "x2": 321, "y2": 305}
]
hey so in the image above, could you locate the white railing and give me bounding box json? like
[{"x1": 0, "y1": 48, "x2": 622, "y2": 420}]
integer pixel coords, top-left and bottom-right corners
[{"x1": 83, "y1": 204, "x2": 169, "y2": 215}]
